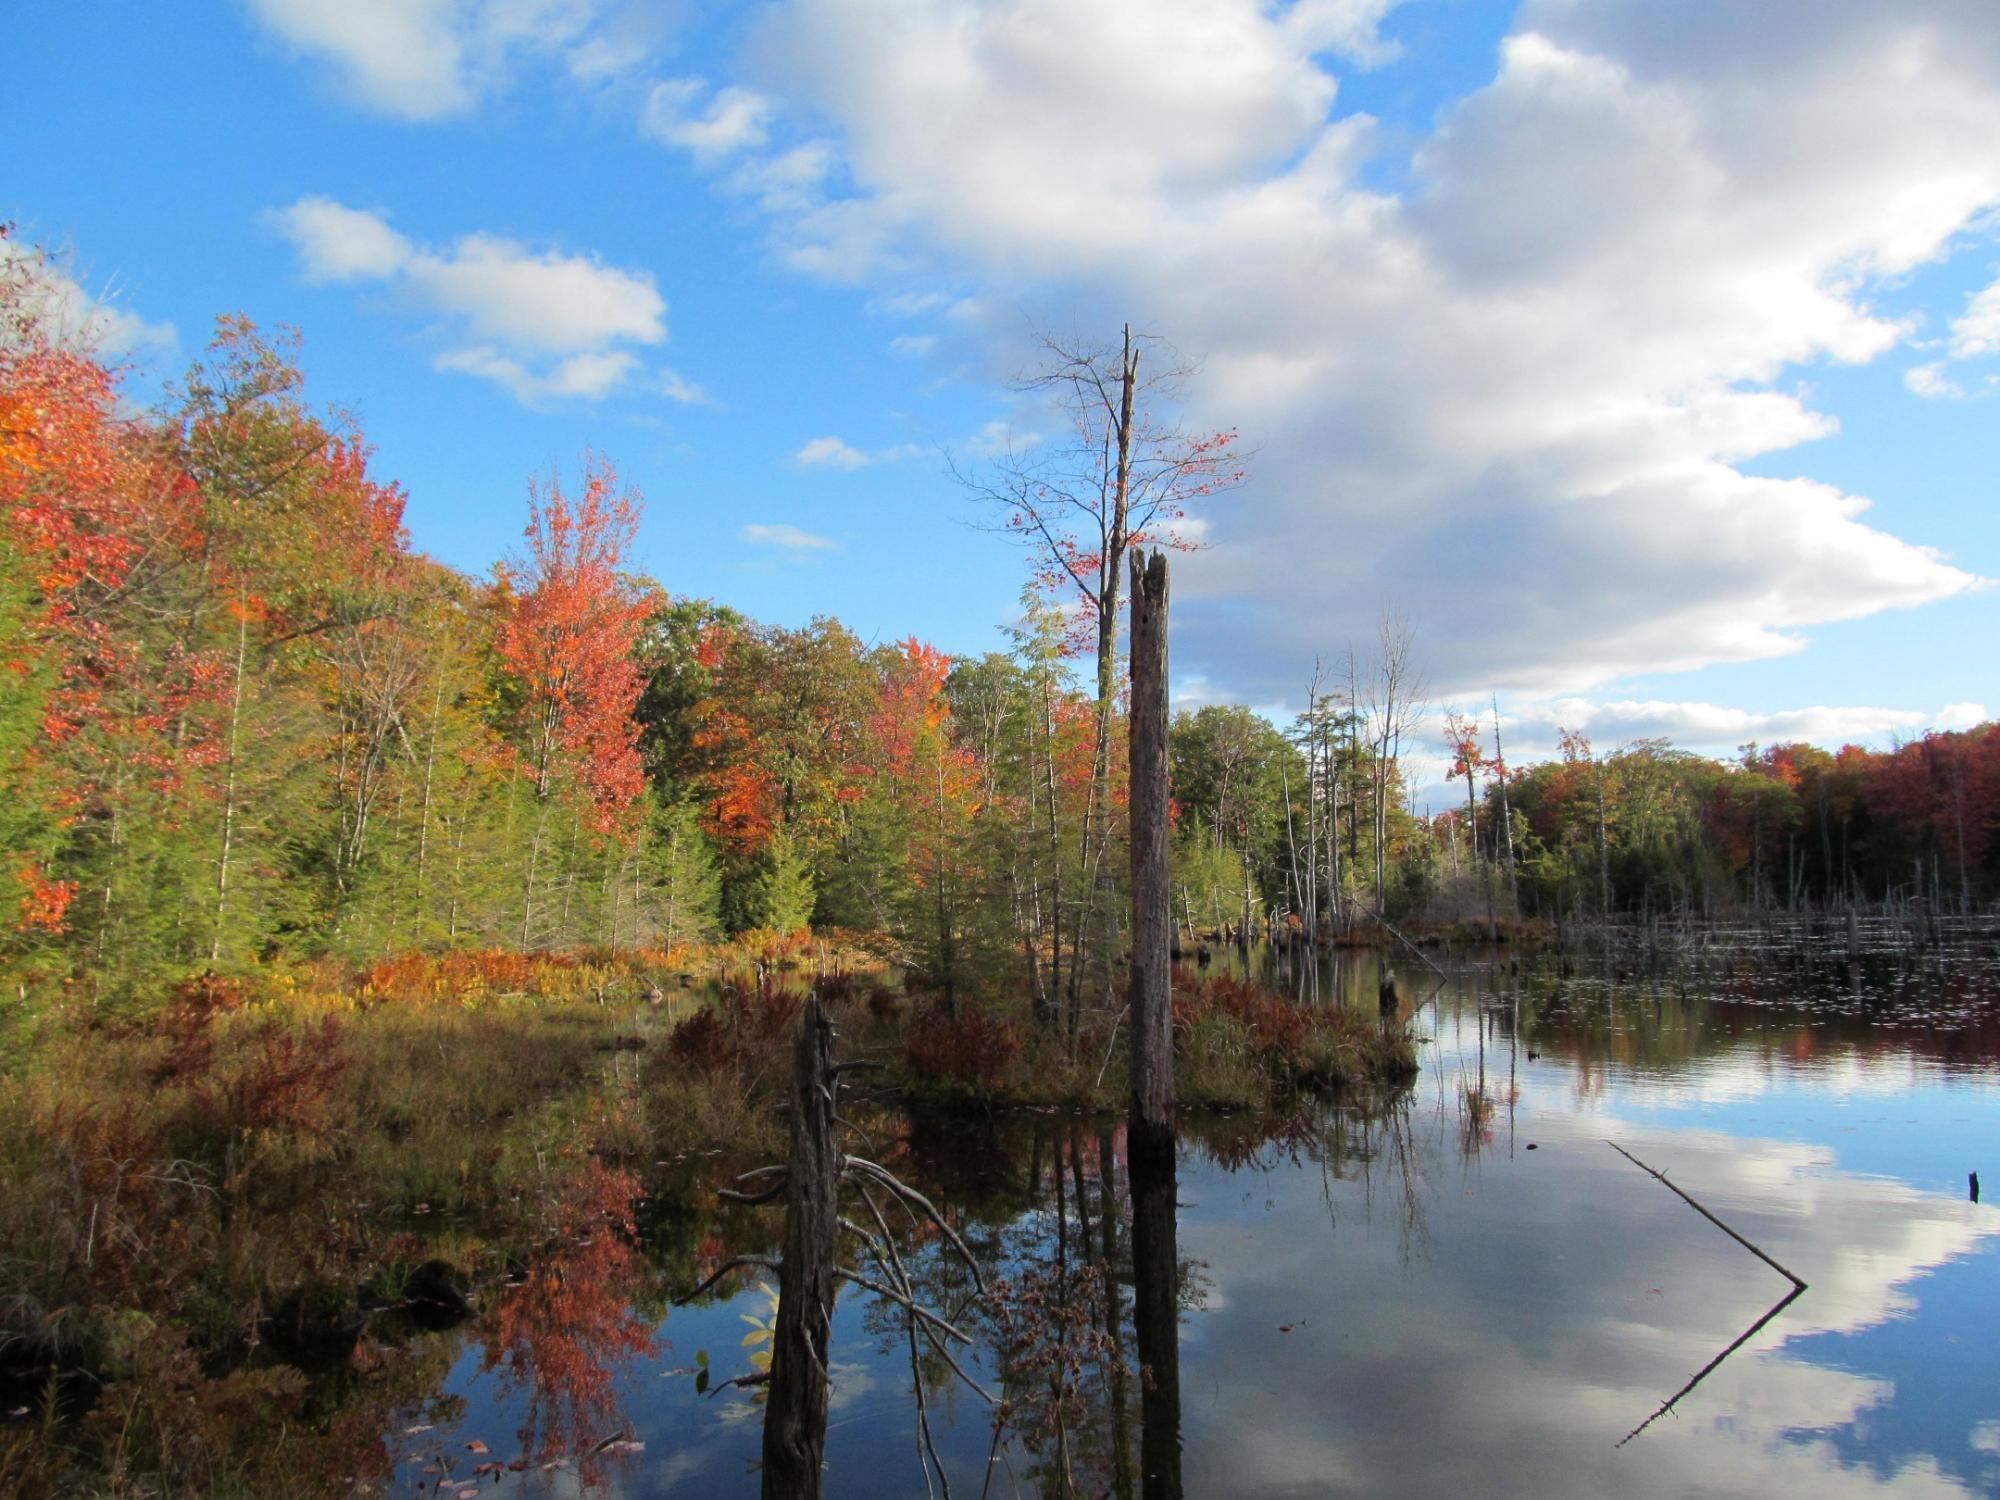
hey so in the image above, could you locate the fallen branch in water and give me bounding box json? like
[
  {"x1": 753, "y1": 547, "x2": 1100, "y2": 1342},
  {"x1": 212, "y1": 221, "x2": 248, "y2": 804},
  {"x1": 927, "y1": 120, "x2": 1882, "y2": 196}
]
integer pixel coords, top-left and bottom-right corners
[
  {"x1": 1606, "y1": 1142, "x2": 1808, "y2": 1291},
  {"x1": 1609, "y1": 1139, "x2": 1810, "y2": 1448}
]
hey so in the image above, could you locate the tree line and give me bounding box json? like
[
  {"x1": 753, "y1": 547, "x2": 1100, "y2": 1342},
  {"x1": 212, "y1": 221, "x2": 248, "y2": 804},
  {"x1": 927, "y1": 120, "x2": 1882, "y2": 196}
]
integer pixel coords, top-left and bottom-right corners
[{"x1": 3, "y1": 242, "x2": 1993, "y2": 1011}]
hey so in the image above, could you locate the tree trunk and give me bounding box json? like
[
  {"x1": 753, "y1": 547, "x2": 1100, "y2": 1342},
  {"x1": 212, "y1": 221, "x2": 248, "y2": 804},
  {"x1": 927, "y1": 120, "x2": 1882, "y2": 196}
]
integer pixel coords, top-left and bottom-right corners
[
  {"x1": 1492, "y1": 697, "x2": 1519, "y2": 919},
  {"x1": 1128, "y1": 549, "x2": 1174, "y2": 1144},
  {"x1": 210, "y1": 607, "x2": 250, "y2": 964},
  {"x1": 762, "y1": 998, "x2": 839, "y2": 1499}
]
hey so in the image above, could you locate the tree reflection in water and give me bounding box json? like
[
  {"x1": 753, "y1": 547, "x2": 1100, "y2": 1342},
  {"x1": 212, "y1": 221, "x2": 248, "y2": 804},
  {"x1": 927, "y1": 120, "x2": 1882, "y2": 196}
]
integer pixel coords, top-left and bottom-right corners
[
  {"x1": 1128, "y1": 1132, "x2": 1183, "y2": 1500},
  {"x1": 955, "y1": 1121, "x2": 1193, "y2": 1500},
  {"x1": 479, "y1": 1160, "x2": 656, "y2": 1481}
]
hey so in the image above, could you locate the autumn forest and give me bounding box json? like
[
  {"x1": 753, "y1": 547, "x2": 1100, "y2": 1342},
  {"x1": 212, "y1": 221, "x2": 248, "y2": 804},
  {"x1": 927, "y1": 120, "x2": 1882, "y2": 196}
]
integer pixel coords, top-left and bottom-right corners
[
  {"x1": 3, "y1": 248, "x2": 1995, "y2": 1003},
  {"x1": 3, "y1": 231, "x2": 1999, "y2": 1500}
]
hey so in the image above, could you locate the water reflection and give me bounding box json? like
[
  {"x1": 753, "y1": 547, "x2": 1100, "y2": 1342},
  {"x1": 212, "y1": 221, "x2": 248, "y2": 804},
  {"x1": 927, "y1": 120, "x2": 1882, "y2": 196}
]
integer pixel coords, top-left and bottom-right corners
[
  {"x1": 1129, "y1": 1136, "x2": 1182, "y2": 1500},
  {"x1": 374, "y1": 939, "x2": 1999, "y2": 1497},
  {"x1": 477, "y1": 1162, "x2": 656, "y2": 1481}
]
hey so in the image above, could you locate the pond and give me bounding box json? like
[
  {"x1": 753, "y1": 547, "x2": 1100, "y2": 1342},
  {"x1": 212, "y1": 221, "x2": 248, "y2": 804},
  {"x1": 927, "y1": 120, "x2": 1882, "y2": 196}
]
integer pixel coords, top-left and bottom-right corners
[{"x1": 372, "y1": 940, "x2": 2000, "y2": 1498}]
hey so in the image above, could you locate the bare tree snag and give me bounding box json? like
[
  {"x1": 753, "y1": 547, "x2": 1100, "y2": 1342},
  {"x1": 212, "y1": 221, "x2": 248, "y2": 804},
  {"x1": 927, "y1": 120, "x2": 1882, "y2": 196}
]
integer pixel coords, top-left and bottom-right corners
[
  {"x1": 763, "y1": 997, "x2": 839, "y2": 1498},
  {"x1": 1129, "y1": 548, "x2": 1174, "y2": 1147}
]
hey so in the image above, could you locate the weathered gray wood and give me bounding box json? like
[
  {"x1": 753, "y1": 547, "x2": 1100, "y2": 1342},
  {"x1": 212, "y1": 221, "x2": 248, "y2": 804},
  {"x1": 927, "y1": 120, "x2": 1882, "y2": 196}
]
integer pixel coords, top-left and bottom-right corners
[
  {"x1": 762, "y1": 998, "x2": 839, "y2": 1499},
  {"x1": 1129, "y1": 548, "x2": 1174, "y2": 1142}
]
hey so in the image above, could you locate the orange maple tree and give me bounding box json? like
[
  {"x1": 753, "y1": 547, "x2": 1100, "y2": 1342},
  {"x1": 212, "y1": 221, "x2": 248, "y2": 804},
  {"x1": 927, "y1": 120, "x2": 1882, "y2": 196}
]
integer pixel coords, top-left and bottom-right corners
[{"x1": 496, "y1": 458, "x2": 649, "y2": 834}]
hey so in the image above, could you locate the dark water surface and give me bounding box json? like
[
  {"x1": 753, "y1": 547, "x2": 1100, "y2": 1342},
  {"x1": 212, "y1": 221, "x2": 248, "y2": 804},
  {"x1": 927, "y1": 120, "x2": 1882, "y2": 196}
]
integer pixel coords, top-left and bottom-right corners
[{"x1": 382, "y1": 943, "x2": 2000, "y2": 1498}]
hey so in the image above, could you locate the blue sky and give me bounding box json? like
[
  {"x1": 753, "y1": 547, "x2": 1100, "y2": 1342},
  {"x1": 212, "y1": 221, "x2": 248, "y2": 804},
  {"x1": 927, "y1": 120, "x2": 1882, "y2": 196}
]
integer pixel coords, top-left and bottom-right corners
[{"x1": 5, "y1": 0, "x2": 1996, "y2": 786}]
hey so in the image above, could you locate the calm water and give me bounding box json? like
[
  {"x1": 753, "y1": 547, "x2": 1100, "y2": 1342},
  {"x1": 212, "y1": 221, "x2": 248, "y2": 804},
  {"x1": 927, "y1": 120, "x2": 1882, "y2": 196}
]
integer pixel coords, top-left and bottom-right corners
[{"x1": 379, "y1": 942, "x2": 2000, "y2": 1498}]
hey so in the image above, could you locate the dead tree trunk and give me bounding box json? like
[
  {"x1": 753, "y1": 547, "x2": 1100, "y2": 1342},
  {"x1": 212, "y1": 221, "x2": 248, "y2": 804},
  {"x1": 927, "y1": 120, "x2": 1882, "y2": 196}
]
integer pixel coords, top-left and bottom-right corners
[
  {"x1": 763, "y1": 998, "x2": 839, "y2": 1498},
  {"x1": 1129, "y1": 549, "x2": 1174, "y2": 1148}
]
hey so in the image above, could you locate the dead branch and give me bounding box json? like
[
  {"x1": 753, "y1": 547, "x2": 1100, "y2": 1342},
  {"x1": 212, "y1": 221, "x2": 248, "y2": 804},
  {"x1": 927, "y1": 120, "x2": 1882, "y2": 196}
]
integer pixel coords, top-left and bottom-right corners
[
  {"x1": 675, "y1": 1254, "x2": 779, "y2": 1306},
  {"x1": 842, "y1": 1156, "x2": 989, "y2": 1295},
  {"x1": 1607, "y1": 1142, "x2": 1808, "y2": 1290},
  {"x1": 832, "y1": 1269, "x2": 975, "y2": 1344}
]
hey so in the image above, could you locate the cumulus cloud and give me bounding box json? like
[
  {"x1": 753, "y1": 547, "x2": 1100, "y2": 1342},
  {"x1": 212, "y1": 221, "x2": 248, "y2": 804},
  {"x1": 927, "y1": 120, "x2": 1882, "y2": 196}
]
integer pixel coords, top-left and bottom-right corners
[
  {"x1": 270, "y1": 196, "x2": 680, "y2": 405},
  {"x1": 404, "y1": 231, "x2": 665, "y2": 353},
  {"x1": 242, "y1": 0, "x2": 666, "y2": 119},
  {"x1": 742, "y1": 521, "x2": 840, "y2": 550},
  {"x1": 794, "y1": 434, "x2": 871, "y2": 469},
  {"x1": 675, "y1": 0, "x2": 1997, "y2": 701},
  {"x1": 962, "y1": 418, "x2": 1038, "y2": 458},
  {"x1": 269, "y1": 196, "x2": 411, "y2": 284}
]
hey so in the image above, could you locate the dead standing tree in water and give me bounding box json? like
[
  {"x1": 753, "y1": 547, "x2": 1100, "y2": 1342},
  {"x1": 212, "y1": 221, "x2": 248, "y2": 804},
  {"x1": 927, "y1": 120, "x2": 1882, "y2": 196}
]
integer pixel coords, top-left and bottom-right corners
[
  {"x1": 1128, "y1": 549, "x2": 1174, "y2": 1150},
  {"x1": 680, "y1": 996, "x2": 989, "y2": 1499},
  {"x1": 1127, "y1": 548, "x2": 1184, "y2": 1498}
]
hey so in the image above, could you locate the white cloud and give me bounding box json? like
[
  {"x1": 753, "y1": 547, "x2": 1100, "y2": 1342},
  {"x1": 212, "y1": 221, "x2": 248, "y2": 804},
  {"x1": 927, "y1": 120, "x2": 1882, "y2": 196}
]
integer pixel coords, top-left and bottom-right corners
[
  {"x1": 888, "y1": 333, "x2": 937, "y2": 357},
  {"x1": 433, "y1": 346, "x2": 638, "y2": 405},
  {"x1": 656, "y1": 365, "x2": 712, "y2": 405},
  {"x1": 242, "y1": 0, "x2": 655, "y2": 120},
  {"x1": 699, "y1": 0, "x2": 1997, "y2": 700},
  {"x1": 245, "y1": 0, "x2": 479, "y2": 119},
  {"x1": 742, "y1": 522, "x2": 840, "y2": 550},
  {"x1": 0, "y1": 241, "x2": 176, "y2": 358},
  {"x1": 403, "y1": 231, "x2": 664, "y2": 353},
  {"x1": 1482, "y1": 697, "x2": 1991, "y2": 763},
  {"x1": 1905, "y1": 361, "x2": 1966, "y2": 400},
  {"x1": 963, "y1": 418, "x2": 1038, "y2": 458},
  {"x1": 1949, "y1": 274, "x2": 2000, "y2": 358},
  {"x1": 869, "y1": 290, "x2": 953, "y2": 318},
  {"x1": 272, "y1": 196, "x2": 685, "y2": 406},
  {"x1": 794, "y1": 434, "x2": 871, "y2": 469},
  {"x1": 270, "y1": 196, "x2": 412, "y2": 284},
  {"x1": 644, "y1": 78, "x2": 776, "y2": 161}
]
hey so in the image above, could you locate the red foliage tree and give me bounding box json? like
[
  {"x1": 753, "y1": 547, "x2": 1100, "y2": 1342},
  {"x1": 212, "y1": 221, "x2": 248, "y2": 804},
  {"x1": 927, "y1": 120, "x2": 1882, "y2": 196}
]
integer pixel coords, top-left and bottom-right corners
[{"x1": 496, "y1": 458, "x2": 649, "y2": 833}]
